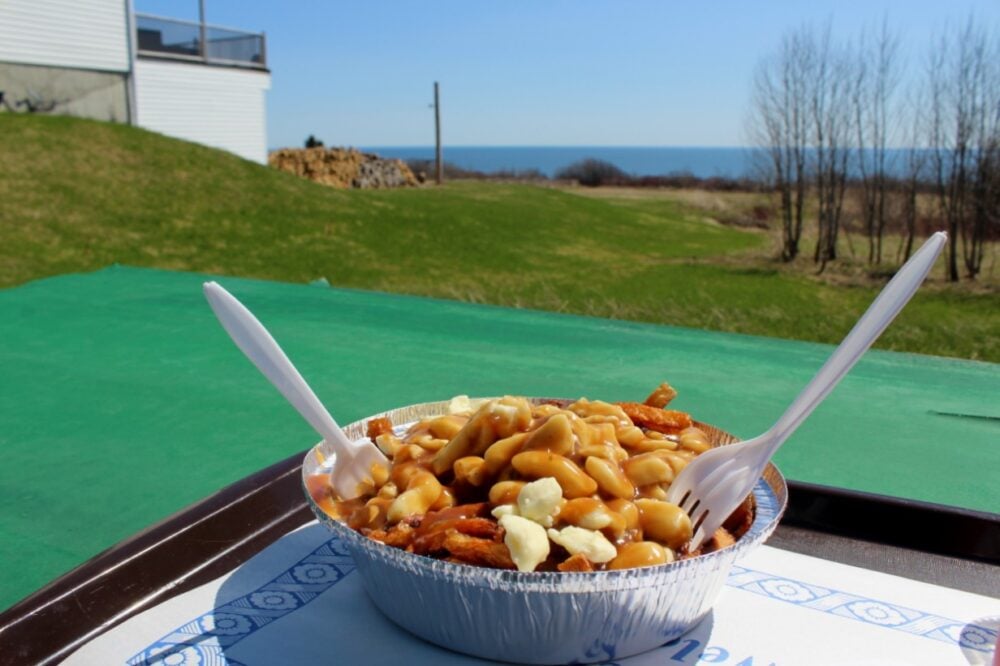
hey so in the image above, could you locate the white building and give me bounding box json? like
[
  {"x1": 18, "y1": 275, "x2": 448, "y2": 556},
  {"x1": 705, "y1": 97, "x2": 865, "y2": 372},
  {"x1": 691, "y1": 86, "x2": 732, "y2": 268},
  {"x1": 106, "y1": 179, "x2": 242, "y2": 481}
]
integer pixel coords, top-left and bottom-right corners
[{"x1": 0, "y1": 0, "x2": 270, "y2": 163}]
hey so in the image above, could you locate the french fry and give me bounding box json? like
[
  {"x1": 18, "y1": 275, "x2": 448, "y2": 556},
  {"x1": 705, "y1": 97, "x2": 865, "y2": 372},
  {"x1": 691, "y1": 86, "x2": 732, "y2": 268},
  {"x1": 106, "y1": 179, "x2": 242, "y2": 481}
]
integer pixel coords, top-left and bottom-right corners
[
  {"x1": 365, "y1": 521, "x2": 417, "y2": 549},
  {"x1": 442, "y1": 531, "x2": 516, "y2": 569},
  {"x1": 557, "y1": 552, "x2": 595, "y2": 572},
  {"x1": 366, "y1": 416, "x2": 394, "y2": 442},
  {"x1": 615, "y1": 402, "x2": 692, "y2": 435},
  {"x1": 643, "y1": 382, "x2": 678, "y2": 409}
]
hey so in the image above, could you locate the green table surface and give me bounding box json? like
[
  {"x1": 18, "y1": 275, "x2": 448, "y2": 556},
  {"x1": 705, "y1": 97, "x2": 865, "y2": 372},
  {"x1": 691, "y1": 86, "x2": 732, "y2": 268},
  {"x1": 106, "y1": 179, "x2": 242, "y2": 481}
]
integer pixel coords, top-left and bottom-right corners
[{"x1": 1, "y1": 265, "x2": 997, "y2": 611}]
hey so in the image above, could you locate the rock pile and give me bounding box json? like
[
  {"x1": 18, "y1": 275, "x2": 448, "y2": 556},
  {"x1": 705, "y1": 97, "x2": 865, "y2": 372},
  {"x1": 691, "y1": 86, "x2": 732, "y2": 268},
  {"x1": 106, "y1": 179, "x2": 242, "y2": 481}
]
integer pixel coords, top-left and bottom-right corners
[{"x1": 268, "y1": 147, "x2": 421, "y2": 189}]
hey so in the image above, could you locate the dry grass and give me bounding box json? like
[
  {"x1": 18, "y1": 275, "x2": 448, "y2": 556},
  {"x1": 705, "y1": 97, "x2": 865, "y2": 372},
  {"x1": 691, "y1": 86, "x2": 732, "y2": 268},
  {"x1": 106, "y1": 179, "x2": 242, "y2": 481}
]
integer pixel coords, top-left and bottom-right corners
[{"x1": 565, "y1": 184, "x2": 1000, "y2": 293}]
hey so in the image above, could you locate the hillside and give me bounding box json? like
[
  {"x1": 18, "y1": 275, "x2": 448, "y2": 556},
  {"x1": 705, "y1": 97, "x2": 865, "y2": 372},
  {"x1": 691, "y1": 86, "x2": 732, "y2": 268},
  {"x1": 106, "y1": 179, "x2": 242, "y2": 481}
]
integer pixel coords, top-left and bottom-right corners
[{"x1": 1, "y1": 114, "x2": 997, "y2": 361}]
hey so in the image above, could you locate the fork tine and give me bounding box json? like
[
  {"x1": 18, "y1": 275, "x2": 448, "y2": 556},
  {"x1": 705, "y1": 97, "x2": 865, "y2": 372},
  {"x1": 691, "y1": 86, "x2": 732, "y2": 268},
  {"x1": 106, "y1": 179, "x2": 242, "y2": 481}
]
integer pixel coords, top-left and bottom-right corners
[
  {"x1": 667, "y1": 462, "x2": 709, "y2": 509},
  {"x1": 684, "y1": 505, "x2": 704, "y2": 539},
  {"x1": 690, "y1": 508, "x2": 710, "y2": 538},
  {"x1": 690, "y1": 468, "x2": 760, "y2": 549}
]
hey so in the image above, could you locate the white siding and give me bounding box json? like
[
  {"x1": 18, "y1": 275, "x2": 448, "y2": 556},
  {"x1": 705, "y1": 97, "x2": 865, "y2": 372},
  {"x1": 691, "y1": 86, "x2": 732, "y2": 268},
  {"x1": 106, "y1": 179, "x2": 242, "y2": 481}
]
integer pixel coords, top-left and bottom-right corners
[
  {"x1": 134, "y1": 60, "x2": 270, "y2": 164},
  {"x1": 0, "y1": 0, "x2": 129, "y2": 72}
]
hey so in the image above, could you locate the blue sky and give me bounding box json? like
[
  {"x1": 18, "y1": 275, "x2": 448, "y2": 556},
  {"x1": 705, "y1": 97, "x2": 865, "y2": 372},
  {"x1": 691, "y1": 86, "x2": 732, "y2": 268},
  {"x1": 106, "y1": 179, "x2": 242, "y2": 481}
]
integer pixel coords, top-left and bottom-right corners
[{"x1": 136, "y1": 1, "x2": 1000, "y2": 149}]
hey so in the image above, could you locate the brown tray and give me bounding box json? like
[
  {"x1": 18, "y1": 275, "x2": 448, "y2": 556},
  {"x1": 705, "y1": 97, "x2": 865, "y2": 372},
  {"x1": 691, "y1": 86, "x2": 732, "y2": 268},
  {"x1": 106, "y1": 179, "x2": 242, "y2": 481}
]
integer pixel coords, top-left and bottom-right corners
[{"x1": 1, "y1": 450, "x2": 997, "y2": 666}]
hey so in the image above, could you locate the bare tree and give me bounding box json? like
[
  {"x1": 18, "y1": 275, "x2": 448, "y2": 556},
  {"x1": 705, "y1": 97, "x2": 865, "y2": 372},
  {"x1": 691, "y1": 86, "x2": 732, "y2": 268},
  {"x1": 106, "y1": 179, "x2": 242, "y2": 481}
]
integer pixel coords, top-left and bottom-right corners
[
  {"x1": 969, "y1": 33, "x2": 1000, "y2": 279},
  {"x1": 750, "y1": 18, "x2": 997, "y2": 276},
  {"x1": 897, "y1": 85, "x2": 931, "y2": 262},
  {"x1": 749, "y1": 23, "x2": 859, "y2": 269},
  {"x1": 748, "y1": 28, "x2": 811, "y2": 261},
  {"x1": 852, "y1": 19, "x2": 901, "y2": 266},
  {"x1": 925, "y1": 35, "x2": 956, "y2": 280},
  {"x1": 980, "y1": 136, "x2": 1000, "y2": 276},
  {"x1": 925, "y1": 19, "x2": 999, "y2": 281},
  {"x1": 809, "y1": 25, "x2": 853, "y2": 271}
]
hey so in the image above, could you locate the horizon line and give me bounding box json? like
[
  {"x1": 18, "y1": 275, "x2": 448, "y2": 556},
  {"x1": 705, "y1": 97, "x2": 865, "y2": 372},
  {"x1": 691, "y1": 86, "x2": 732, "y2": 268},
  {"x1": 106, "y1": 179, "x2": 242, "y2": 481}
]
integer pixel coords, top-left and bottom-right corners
[
  {"x1": 272, "y1": 144, "x2": 756, "y2": 150},
  {"x1": 268, "y1": 144, "x2": 931, "y2": 151}
]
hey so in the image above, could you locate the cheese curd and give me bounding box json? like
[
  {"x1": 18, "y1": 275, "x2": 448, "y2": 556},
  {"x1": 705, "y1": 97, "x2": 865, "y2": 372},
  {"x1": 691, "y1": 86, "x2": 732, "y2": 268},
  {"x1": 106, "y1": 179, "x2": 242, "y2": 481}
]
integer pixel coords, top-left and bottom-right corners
[
  {"x1": 516, "y1": 477, "x2": 563, "y2": 527},
  {"x1": 547, "y1": 525, "x2": 618, "y2": 564},
  {"x1": 499, "y1": 514, "x2": 550, "y2": 572},
  {"x1": 448, "y1": 395, "x2": 472, "y2": 414}
]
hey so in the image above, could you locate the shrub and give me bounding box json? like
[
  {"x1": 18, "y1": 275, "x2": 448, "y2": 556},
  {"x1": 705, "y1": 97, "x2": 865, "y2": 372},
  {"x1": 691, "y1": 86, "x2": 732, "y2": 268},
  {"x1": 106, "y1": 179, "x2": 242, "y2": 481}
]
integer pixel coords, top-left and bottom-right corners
[{"x1": 554, "y1": 159, "x2": 630, "y2": 187}]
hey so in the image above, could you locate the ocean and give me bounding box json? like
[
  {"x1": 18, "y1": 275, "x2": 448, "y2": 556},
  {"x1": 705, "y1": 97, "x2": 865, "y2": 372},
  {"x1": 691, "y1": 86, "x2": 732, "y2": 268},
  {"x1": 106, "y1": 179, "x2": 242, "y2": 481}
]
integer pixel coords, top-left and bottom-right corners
[{"x1": 360, "y1": 146, "x2": 757, "y2": 179}]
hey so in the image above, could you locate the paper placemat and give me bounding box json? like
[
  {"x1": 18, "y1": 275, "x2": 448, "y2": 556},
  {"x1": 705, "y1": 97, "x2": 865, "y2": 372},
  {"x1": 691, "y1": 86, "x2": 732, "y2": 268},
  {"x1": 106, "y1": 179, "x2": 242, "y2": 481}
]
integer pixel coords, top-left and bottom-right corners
[{"x1": 64, "y1": 522, "x2": 999, "y2": 665}]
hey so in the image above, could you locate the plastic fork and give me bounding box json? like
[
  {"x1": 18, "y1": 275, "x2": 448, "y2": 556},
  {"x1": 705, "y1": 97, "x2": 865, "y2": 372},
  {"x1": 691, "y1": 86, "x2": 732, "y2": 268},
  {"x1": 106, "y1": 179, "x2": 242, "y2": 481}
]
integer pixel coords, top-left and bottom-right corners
[
  {"x1": 666, "y1": 232, "x2": 948, "y2": 550},
  {"x1": 203, "y1": 281, "x2": 388, "y2": 499}
]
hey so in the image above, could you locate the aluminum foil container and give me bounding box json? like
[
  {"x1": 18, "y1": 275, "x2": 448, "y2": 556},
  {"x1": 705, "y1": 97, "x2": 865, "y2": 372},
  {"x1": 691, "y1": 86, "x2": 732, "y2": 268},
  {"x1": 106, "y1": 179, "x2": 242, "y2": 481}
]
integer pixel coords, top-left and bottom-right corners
[{"x1": 302, "y1": 399, "x2": 787, "y2": 665}]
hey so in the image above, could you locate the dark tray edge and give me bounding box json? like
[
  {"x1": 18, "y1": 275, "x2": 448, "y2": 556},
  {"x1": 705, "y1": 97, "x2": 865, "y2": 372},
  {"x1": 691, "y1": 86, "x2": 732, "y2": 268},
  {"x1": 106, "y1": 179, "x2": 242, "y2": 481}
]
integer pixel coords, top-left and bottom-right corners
[
  {"x1": 782, "y1": 479, "x2": 1000, "y2": 565},
  {"x1": 0, "y1": 449, "x2": 312, "y2": 666}
]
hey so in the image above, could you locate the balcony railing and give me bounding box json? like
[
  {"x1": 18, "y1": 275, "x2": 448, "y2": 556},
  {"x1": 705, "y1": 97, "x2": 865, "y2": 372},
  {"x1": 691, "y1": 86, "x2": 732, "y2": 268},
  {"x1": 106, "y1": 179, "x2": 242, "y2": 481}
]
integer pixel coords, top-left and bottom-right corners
[{"x1": 135, "y1": 13, "x2": 266, "y2": 69}]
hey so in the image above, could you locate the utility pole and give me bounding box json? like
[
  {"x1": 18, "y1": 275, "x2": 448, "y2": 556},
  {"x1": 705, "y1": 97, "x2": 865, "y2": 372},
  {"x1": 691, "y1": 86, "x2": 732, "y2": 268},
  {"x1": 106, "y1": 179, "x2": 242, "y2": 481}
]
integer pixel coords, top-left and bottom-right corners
[
  {"x1": 198, "y1": 0, "x2": 207, "y2": 61},
  {"x1": 434, "y1": 81, "x2": 443, "y2": 185}
]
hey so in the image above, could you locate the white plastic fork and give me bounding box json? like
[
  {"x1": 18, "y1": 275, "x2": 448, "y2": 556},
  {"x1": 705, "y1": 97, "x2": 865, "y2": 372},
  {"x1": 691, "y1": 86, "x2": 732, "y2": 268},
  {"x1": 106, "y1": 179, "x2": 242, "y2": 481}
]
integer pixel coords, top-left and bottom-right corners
[
  {"x1": 203, "y1": 281, "x2": 388, "y2": 499},
  {"x1": 666, "y1": 232, "x2": 948, "y2": 550}
]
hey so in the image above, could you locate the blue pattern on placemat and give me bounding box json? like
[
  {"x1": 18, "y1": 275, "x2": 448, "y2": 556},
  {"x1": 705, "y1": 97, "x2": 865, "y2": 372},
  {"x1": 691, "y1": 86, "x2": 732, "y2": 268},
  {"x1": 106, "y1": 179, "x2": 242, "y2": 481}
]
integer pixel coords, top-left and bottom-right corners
[
  {"x1": 726, "y1": 566, "x2": 997, "y2": 653},
  {"x1": 126, "y1": 538, "x2": 355, "y2": 665}
]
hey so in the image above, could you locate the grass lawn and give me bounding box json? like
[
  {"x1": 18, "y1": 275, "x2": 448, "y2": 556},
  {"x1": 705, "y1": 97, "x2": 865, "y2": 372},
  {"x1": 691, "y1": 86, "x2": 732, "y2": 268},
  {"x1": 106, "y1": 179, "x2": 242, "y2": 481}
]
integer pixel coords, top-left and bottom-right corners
[{"x1": 2, "y1": 114, "x2": 997, "y2": 361}]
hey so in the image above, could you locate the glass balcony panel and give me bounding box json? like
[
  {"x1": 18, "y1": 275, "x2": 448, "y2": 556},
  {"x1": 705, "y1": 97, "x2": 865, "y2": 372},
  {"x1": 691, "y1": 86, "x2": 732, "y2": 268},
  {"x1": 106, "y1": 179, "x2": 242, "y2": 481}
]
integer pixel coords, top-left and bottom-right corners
[{"x1": 135, "y1": 14, "x2": 265, "y2": 68}]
